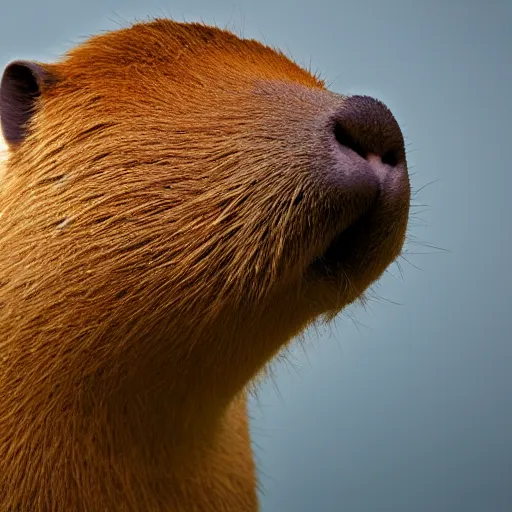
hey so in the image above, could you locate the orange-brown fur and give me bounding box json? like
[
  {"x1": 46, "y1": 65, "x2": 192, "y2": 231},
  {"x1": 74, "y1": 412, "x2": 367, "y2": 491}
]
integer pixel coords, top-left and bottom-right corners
[
  {"x1": 0, "y1": 137, "x2": 6, "y2": 180},
  {"x1": 0, "y1": 20, "x2": 410, "y2": 511}
]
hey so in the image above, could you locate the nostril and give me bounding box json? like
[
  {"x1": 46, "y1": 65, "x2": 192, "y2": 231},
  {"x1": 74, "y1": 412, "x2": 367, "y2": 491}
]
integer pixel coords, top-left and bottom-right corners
[
  {"x1": 333, "y1": 122, "x2": 366, "y2": 160},
  {"x1": 334, "y1": 122, "x2": 399, "y2": 167},
  {"x1": 330, "y1": 95, "x2": 406, "y2": 171},
  {"x1": 381, "y1": 149, "x2": 399, "y2": 167}
]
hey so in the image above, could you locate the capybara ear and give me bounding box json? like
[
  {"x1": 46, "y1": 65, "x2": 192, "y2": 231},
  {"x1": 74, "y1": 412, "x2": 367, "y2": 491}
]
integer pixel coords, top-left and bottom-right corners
[{"x1": 0, "y1": 60, "x2": 54, "y2": 147}]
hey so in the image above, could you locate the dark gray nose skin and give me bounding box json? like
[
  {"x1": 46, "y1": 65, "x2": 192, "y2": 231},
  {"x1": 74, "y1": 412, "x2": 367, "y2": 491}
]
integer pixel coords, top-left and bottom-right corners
[
  {"x1": 319, "y1": 94, "x2": 408, "y2": 200},
  {"x1": 333, "y1": 95, "x2": 406, "y2": 165}
]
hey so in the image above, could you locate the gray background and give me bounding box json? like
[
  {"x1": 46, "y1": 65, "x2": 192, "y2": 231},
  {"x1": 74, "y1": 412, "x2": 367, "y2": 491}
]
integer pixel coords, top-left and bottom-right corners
[{"x1": 1, "y1": 1, "x2": 510, "y2": 511}]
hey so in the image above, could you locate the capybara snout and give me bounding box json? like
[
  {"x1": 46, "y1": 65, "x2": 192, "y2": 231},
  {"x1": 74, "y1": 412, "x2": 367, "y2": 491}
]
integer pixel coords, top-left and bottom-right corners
[{"x1": 233, "y1": 80, "x2": 410, "y2": 306}]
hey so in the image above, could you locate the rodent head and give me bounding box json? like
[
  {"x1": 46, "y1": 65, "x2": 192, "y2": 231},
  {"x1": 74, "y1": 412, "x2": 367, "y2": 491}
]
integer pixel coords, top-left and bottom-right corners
[{"x1": 0, "y1": 20, "x2": 409, "y2": 404}]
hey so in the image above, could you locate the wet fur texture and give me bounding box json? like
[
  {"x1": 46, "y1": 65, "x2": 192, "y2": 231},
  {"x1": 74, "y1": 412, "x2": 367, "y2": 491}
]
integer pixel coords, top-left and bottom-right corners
[{"x1": 0, "y1": 19, "x2": 410, "y2": 511}]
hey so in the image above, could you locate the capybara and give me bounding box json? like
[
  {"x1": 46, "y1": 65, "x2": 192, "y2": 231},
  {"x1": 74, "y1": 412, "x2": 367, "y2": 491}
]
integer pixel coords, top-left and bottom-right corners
[{"x1": 0, "y1": 19, "x2": 410, "y2": 511}]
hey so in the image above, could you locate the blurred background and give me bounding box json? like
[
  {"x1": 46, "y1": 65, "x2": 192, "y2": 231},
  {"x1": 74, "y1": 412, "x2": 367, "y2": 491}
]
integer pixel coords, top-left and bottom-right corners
[{"x1": 1, "y1": 1, "x2": 510, "y2": 510}]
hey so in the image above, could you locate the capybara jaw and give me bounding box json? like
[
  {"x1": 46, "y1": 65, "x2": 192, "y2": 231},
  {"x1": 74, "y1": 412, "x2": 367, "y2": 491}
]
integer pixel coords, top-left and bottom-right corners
[{"x1": 306, "y1": 148, "x2": 410, "y2": 296}]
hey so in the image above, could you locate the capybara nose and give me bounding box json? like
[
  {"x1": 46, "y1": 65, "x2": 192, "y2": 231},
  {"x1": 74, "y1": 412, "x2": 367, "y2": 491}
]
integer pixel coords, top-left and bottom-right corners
[
  {"x1": 319, "y1": 94, "x2": 407, "y2": 195},
  {"x1": 333, "y1": 95, "x2": 405, "y2": 166}
]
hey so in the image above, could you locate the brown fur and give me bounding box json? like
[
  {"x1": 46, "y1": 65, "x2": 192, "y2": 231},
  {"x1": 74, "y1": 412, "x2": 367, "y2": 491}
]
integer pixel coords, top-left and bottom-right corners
[{"x1": 0, "y1": 19, "x2": 410, "y2": 511}]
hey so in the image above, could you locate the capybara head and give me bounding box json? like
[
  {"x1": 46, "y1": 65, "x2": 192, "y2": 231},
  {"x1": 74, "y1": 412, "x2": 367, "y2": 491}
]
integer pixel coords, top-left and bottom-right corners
[
  {"x1": 0, "y1": 18, "x2": 410, "y2": 508},
  {"x1": 0, "y1": 17, "x2": 409, "y2": 417}
]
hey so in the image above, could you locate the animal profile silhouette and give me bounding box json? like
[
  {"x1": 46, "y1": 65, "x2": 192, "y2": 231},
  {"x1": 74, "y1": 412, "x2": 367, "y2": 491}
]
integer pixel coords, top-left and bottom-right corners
[{"x1": 0, "y1": 18, "x2": 410, "y2": 511}]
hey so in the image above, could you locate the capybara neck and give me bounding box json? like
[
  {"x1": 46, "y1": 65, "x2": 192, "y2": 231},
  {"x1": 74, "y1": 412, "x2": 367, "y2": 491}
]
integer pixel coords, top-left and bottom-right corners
[{"x1": 0, "y1": 18, "x2": 410, "y2": 511}]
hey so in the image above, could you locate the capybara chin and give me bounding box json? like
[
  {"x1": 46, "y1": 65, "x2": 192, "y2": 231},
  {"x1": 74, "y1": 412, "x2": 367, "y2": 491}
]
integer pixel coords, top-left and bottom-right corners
[{"x1": 0, "y1": 18, "x2": 410, "y2": 512}]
